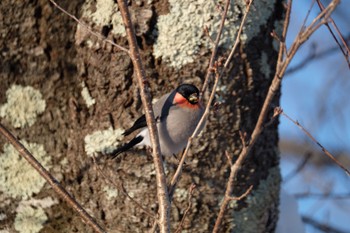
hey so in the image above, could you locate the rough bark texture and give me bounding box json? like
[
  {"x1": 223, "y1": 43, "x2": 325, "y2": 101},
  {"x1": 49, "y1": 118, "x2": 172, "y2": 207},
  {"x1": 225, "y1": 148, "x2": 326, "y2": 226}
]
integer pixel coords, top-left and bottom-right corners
[{"x1": 0, "y1": 0, "x2": 283, "y2": 232}]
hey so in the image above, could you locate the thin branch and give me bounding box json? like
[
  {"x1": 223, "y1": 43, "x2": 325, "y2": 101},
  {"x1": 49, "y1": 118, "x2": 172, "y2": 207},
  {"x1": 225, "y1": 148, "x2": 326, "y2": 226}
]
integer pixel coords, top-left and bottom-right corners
[
  {"x1": 204, "y1": 26, "x2": 216, "y2": 46},
  {"x1": 116, "y1": 1, "x2": 170, "y2": 232},
  {"x1": 0, "y1": 123, "x2": 106, "y2": 233},
  {"x1": 261, "y1": 106, "x2": 283, "y2": 131},
  {"x1": 281, "y1": 110, "x2": 350, "y2": 176},
  {"x1": 212, "y1": 146, "x2": 248, "y2": 233},
  {"x1": 299, "y1": 0, "x2": 316, "y2": 35},
  {"x1": 213, "y1": 0, "x2": 341, "y2": 231},
  {"x1": 213, "y1": 152, "x2": 253, "y2": 233},
  {"x1": 174, "y1": 184, "x2": 196, "y2": 233},
  {"x1": 224, "y1": 0, "x2": 254, "y2": 68},
  {"x1": 316, "y1": 0, "x2": 350, "y2": 68},
  {"x1": 201, "y1": 0, "x2": 231, "y2": 95},
  {"x1": 302, "y1": 216, "x2": 349, "y2": 233},
  {"x1": 49, "y1": 0, "x2": 130, "y2": 54},
  {"x1": 253, "y1": 0, "x2": 339, "y2": 154},
  {"x1": 225, "y1": 150, "x2": 233, "y2": 166},
  {"x1": 286, "y1": 36, "x2": 350, "y2": 75},
  {"x1": 226, "y1": 185, "x2": 253, "y2": 201},
  {"x1": 295, "y1": 192, "x2": 350, "y2": 199}
]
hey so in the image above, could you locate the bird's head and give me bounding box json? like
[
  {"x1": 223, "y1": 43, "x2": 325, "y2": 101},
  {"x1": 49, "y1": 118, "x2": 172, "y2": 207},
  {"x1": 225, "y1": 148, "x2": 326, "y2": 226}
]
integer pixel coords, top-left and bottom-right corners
[{"x1": 174, "y1": 84, "x2": 201, "y2": 108}]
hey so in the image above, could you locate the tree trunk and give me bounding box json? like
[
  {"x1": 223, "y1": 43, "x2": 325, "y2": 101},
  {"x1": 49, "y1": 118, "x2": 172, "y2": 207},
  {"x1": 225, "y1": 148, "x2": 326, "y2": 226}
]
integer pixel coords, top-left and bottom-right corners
[{"x1": 0, "y1": 0, "x2": 283, "y2": 232}]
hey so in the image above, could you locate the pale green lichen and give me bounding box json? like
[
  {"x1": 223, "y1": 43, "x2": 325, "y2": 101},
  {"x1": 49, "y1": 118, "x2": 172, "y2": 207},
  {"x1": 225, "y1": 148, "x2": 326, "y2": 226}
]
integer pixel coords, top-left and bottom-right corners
[
  {"x1": 19, "y1": 197, "x2": 58, "y2": 209},
  {"x1": 80, "y1": 0, "x2": 126, "y2": 37},
  {"x1": 13, "y1": 197, "x2": 57, "y2": 233},
  {"x1": 260, "y1": 52, "x2": 271, "y2": 78},
  {"x1": 81, "y1": 81, "x2": 96, "y2": 107},
  {"x1": 174, "y1": 188, "x2": 188, "y2": 202},
  {"x1": 14, "y1": 204, "x2": 47, "y2": 233},
  {"x1": 230, "y1": 166, "x2": 281, "y2": 232},
  {"x1": 91, "y1": 0, "x2": 115, "y2": 25},
  {"x1": 60, "y1": 157, "x2": 68, "y2": 166},
  {"x1": 103, "y1": 186, "x2": 119, "y2": 200},
  {"x1": 111, "y1": 12, "x2": 126, "y2": 36},
  {"x1": 153, "y1": 0, "x2": 275, "y2": 69},
  {"x1": 0, "y1": 213, "x2": 6, "y2": 221},
  {"x1": 84, "y1": 127, "x2": 124, "y2": 156},
  {"x1": 0, "y1": 141, "x2": 51, "y2": 199},
  {"x1": 0, "y1": 85, "x2": 46, "y2": 128}
]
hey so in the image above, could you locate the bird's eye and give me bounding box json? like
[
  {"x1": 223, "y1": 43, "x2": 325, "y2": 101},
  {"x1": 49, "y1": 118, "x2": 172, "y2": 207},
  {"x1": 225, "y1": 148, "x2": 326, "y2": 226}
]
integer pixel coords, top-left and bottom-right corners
[{"x1": 188, "y1": 94, "x2": 198, "y2": 104}]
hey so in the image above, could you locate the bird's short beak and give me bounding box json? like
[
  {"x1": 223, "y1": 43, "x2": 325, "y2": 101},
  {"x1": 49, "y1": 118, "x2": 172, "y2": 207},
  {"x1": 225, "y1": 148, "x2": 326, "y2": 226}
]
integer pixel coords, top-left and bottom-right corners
[{"x1": 189, "y1": 94, "x2": 198, "y2": 103}]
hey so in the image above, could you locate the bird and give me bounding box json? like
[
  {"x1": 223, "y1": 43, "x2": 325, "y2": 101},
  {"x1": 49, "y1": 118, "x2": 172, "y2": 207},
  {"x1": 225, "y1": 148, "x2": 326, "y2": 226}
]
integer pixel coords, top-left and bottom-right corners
[{"x1": 111, "y1": 83, "x2": 205, "y2": 158}]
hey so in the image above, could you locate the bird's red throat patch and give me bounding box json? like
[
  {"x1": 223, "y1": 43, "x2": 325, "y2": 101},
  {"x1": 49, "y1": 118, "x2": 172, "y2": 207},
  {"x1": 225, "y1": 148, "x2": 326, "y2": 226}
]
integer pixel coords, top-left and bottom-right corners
[{"x1": 173, "y1": 92, "x2": 200, "y2": 109}]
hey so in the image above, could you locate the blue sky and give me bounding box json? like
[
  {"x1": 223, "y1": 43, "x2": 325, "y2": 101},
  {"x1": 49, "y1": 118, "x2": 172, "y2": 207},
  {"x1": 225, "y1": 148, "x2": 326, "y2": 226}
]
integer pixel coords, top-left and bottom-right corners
[
  {"x1": 280, "y1": 0, "x2": 350, "y2": 151},
  {"x1": 279, "y1": 1, "x2": 350, "y2": 232}
]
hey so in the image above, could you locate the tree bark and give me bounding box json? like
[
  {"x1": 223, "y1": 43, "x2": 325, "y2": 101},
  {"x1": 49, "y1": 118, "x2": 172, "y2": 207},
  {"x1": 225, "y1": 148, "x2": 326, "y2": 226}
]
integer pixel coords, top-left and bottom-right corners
[{"x1": 0, "y1": 0, "x2": 283, "y2": 232}]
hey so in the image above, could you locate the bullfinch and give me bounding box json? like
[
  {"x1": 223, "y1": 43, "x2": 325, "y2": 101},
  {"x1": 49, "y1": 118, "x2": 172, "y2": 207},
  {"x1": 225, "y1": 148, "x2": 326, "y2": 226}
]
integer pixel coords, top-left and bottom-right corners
[{"x1": 112, "y1": 84, "x2": 205, "y2": 158}]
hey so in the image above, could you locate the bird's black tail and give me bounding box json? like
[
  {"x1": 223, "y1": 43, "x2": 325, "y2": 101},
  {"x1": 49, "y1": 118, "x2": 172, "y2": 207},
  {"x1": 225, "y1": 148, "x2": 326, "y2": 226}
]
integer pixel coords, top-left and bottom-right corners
[{"x1": 111, "y1": 136, "x2": 143, "y2": 159}]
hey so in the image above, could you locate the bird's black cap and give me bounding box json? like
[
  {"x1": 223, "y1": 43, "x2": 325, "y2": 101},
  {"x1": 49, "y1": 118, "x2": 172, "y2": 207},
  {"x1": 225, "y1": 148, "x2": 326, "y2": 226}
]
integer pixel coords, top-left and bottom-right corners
[{"x1": 176, "y1": 84, "x2": 200, "y2": 99}]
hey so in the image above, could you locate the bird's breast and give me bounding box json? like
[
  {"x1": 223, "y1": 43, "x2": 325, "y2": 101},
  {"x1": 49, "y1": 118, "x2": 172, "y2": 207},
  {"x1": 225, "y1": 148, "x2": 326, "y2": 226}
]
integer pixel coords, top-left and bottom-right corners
[{"x1": 157, "y1": 106, "x2": 204, "y2": 155}]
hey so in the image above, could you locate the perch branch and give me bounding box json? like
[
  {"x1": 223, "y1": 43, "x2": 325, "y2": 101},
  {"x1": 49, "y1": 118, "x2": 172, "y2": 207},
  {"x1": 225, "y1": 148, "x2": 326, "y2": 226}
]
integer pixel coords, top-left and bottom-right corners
[
  {"x1": 0, "y1": 123, "x2": 106, "y2": 233},
  {"x1": 116, "y1": 0, "x2": 170, "y2": 232}
]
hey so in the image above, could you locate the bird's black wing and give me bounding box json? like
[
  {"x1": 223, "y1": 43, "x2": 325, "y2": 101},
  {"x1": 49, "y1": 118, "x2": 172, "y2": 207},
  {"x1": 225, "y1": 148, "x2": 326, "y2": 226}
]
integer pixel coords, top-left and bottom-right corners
[
  {"x1": 123, "y1": 92, "x2": 175, "y2": 136},
  {"x1": 123, "y1": 114, "x2": 147, "y2": 136},
  {"x1": 111, "y1": 135, "x2": 143, "y2": 159}
]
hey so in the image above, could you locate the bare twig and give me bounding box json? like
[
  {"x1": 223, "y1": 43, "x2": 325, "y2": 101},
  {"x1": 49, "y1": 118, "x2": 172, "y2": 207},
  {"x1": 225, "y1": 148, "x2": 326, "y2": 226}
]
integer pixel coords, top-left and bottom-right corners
[
  {"x1": 302, "y1": 216, "x2": 349, "y2": 233},
  {"x1": 238, "y1": 131, "x2": 247, "y2": 146},
  {"x1": 213, "y1": 0, "x2": 341, "y2": 231},
  {"x1": 252, "y1": 0, "x2": 339, "y2": 163},
  {"x1": 92, "y1": 156, "x2": 157, "y2": 220},
  {"x1": 201, "y1": 0, "x2": 231, "y2": 95},
  {"x1": 212, "y1": 146, "x2": 249, "y2": 233},
  {"x1": 285, "y1": 36, "x2": 350, "y2": 75},
  {"x1": 225, "y1": 150, "x2": 233, "y2": 166},
  {"x1": 0, "y1": 123, "x2": 106, "y2": 233},
  {"x1": 224, "y1": 0, "x2": 253, "y2": 68},
  {"x1": 212, "y1": 151, "x2": 254, "y2": 233},
  {"x1": 49, "y1": 0, "x2": 129, "y2": 54},
  {"x1": 175, "y1": 184, "x2": 196, "y2": 233},
  {"x1": 204, "y1": 26, "x2": 216, "y2": 46},
  {"x1": 299, "y1": 0, "x2": 316, "y2": 34},
  {"x1": 116, "y1": 0, "x2": 170, "y2": 232},
  {"x1": 226, "y1": 185, "x2": 253, "y2": 201},
  {"x1": 316, "y1": 0, "x2": 350, "y2": 68},
  {"x1": 281, "y1": 110, "x2": 350, "y2": 176},
  {"x1": 261, "y1": 106, "x2": 283, "y2": 130},
  {"x1": 295, "y1": 192, "x2": 350, "y2": 199}
]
